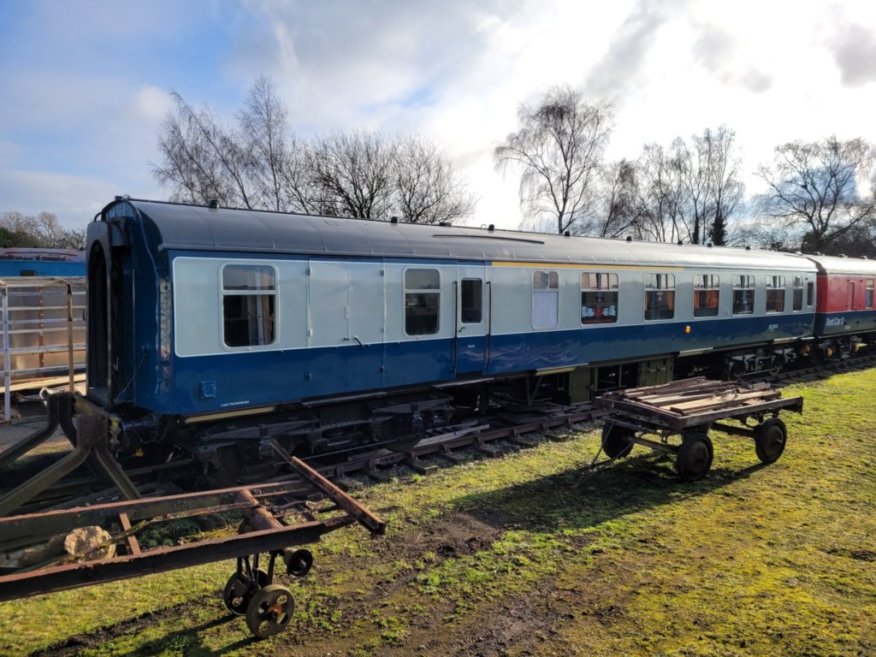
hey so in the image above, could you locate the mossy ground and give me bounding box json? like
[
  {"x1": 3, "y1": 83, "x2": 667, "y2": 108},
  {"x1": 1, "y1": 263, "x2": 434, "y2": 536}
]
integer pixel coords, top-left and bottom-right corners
[{"x1": 1, "y1": 370, "x2": 873, "y2": 656}]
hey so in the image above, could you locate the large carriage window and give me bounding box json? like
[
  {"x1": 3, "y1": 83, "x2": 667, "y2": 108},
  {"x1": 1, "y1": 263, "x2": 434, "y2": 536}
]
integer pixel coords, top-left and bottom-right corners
[
  {"x1": 693, "y1": 274, "x2": 720, "y2": 317},
  {"x1": 460, "y1": 278, "x2": 482, "y2": 324},
  {"x1": 732, "y1": 275, "x2": 755, "y2": 315},
  {"x1": 405, "y1": 268, "x2": 440, "y2": 335},
  {"x1": 532, "y1": 270, "x2": 559, "y2": 329},
  {"x1": 792, "y1": 277, "x2": 804, "y2": 311},
  {"x1": 867, "y1": 280, "x2": 874, "y2": 308},
  {"x1": 807, "y1": 281, "x2": 815, "y2": 306},
  {"x1": 644, "y1": 274, "x2": 675, "y2": 320},
  {"x1": 581, "y1": 273, "x2": 618, "y2": 324},
  {"x1": 222, "y1": 265, "x2": 276, "y2": 347},
  {"x1": 766, "y1": 276, "x2": 786, "y2": 313}
]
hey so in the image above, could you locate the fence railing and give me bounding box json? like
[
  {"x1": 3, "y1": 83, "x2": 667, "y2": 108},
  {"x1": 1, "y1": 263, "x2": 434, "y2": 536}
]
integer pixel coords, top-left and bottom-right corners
[{"x1": 0, "y1": 276, "x2": 86, "y2": 422}]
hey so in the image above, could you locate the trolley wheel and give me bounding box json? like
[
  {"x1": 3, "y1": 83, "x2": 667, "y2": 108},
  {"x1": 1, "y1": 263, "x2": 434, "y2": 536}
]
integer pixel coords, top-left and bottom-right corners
[
  {"x1": 601, "y1": 423, "x2": 634, "y2": 459},
  {"x1": 222, "y1": 568, "x2": 270, "y2": 616},
  {"x1": 675, "y1": 432, "x2": 713, "y2": 482},
  {"x1": 285, "y1": 549, "x2": 314, "y2": 578},
  {"x1": 246, "y1": 584, "x2": 294, "y2": 639},
  {"x1": 753, "y1": 418, "x2": 787, "y2": 464}
]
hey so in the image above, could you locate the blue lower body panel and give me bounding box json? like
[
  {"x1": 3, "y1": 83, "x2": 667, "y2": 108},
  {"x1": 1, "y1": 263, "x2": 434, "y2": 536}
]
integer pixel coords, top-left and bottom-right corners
[{"x1": 144, "y1": 314, "x2": 814, "y2": 416}]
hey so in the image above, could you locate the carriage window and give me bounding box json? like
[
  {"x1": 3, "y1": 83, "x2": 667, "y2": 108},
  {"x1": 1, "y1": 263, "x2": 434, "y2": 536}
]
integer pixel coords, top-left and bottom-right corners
[
  {"x1": 222, "y1": 264, "x2": 276, "y2": 348},
  {"x1": 807, "y1": 281, "x2": 815, "y2": 306},
  {"x1": 766, "y1": 275, "x2": 786, "y2": 313},
  {"x1": 867, "y1": 280, "x2": 874, "y2": 308},
  {"x1": 732, "y1": 275, "x2": 755, "y2": 315},
  {"x1": 460, "y1": 278, "x2": 482, "y2": 324},
  {"x1": 693, "y1": 274, "x2": 720, "y2": 317},
  {"x1": 792, "y1": 277, "x2": 804, "y2": 311},
  {"x1": 581, "y1": 273, "x2": 618, "y2": 324},
  {"x1": 644, "y1": 274, "x2": 675, "y2": 320},
  {"x1": 532, "y1": 270, "x2": 559, "y2": 329},
  {"x1": 405, "y1": 268, "x2": 440, "y2": 335}
]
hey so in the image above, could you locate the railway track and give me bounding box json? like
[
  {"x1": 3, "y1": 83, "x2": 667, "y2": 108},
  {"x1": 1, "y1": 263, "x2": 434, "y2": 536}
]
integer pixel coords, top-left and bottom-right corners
[
  {"x1": 0, "y1": 403, "x2": 606, "y2": 517},
  {"x1": 2, "y1": 350, "x2": 874, "y2": 518}
]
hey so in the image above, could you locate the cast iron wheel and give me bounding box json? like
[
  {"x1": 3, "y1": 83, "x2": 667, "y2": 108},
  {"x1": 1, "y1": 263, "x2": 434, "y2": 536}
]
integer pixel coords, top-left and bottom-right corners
[
  {"x1": 285, "y1": 549, "x2": 314, "y2": 578},
  {"x1": 675, "y1": 432, "x2": 713, "y2": 482},
  {"x1": 753, "y1": 418, "x2": 787, "y2": 464},
  {"x1": 601, "y1": 423, "x2": 635, "y2": 459},
  {"x1": 246, "y1": 584, "x2": 294, "y2": 639},
  {"x1": 222, "y1": 568, "x2": 270, "y2": 616}
]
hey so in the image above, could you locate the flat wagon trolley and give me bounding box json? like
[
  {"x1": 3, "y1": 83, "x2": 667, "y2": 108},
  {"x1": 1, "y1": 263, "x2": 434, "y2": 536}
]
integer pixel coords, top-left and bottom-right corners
[{"x1": 595, "y1": 377, "x2": 804, "y2": 481}]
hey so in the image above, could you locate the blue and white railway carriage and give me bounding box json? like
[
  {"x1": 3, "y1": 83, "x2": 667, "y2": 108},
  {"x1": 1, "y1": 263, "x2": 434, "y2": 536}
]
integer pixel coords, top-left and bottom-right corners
[{"x1": 86, "y1": 199, "x2": 816, "y2": 461}]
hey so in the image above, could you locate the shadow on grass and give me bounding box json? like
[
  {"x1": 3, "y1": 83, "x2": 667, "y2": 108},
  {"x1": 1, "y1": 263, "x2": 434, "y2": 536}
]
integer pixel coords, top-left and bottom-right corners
[
  {"x1": 28, "y1": 613, "x2": 256, "y2": 657},
  {"x1": 109, "y1": 614, "x2": 256, "y2": 657},
  {"x1": 451, "y1": 449, "x2": 770, "y2": 534}
]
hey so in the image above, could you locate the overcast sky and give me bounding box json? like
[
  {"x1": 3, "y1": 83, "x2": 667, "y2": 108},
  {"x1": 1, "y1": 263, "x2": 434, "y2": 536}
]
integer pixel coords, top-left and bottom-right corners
[{"x1": 1, "y1": 0, "x2": 875, "y2": 230}]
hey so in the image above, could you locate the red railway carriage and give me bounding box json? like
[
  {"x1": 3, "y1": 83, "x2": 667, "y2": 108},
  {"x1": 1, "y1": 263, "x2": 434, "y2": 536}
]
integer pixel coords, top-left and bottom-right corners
[{"x1": 808, "y1": 255, "x2": 876, "y2": 355}]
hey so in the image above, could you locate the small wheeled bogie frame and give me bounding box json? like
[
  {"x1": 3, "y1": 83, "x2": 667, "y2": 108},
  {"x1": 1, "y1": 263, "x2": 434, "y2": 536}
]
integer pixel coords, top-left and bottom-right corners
[
  {"x1": 596, "y1": 378, "x2": 803, "y2": 481},
  {"x1": 0, "y1": 398, "x2": 386, "y2": 640},
  {"x1": 222, "y1": 548, "x2": 313, "y2": 638}
]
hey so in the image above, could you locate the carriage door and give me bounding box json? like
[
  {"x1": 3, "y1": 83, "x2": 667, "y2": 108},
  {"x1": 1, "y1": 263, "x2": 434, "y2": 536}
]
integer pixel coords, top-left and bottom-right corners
[{"x1": 454, "y1": 266, "x2": 488, "y2": 374}]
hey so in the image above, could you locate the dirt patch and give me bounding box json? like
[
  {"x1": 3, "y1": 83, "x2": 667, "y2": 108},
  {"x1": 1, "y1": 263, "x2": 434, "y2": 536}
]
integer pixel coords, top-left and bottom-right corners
[{"x1": 373, "y1": 510, "x2": 501, "y2": 562}]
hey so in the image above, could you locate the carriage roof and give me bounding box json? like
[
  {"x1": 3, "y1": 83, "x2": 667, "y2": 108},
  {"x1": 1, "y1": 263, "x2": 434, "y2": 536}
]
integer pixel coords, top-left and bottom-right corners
[{"x1": 103, "y1": 199, "x2": 816, "y2": 272}]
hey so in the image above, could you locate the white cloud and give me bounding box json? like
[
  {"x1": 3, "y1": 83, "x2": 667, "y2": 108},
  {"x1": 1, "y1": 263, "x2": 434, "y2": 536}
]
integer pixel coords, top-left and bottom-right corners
[
  {"x1": 131, "y1": 86, "x2": 175, "y2": 123},
  {"x1": 0, "y1": 170, "x2": 118, "y2": 230},
  {"x1": 2, "y1": 0, "x2": 875, "y2": 231}
]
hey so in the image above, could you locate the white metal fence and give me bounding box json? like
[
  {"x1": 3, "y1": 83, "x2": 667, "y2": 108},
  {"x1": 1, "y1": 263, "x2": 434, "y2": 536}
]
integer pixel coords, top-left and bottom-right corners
[{"x1": 0, "y1": 277, "x2": 86, "y2": 422}]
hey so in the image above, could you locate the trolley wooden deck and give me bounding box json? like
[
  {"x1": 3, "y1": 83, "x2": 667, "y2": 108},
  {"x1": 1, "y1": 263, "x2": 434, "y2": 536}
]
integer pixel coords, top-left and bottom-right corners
[{"x1": 596, "y1": 377, "x2": 804, "y2": 481}]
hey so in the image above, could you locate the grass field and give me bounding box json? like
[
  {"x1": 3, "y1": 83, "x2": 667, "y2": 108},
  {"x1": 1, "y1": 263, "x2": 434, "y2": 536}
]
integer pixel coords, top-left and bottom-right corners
[{"x1": 1, "y1": 369, "x2": 874, "y2": 656}]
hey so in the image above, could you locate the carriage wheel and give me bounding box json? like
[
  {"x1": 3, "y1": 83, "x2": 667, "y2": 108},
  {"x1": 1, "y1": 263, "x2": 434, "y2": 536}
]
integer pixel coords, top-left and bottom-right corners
[
  {"x1": 285, "y1": 549, "x2": 314, "y2": 578},
  {"x1": 754, "y1": 418, "x2": 787, "y2": 464},
  {"x1": 601, "y1": 423, "x2": 635, "y2": 459},
  {"x1": 246, "y1": 584, "x2": 295, "y2": 639},
  {"x1": 675, "y1": 431, "x2": 713, "y2": 482},
  {"x1": 222, "y1": 568, "x2": 270, "y2": 616}
]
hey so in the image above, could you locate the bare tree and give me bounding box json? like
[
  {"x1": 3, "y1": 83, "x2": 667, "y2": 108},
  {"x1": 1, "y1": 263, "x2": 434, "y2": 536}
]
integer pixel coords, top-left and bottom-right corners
[
  {"x1": 154, "y1": 78, "x2": 474, "y2": 223},
  {"x1": 622, "y1": 127, "x2": 744, "y2": 245},
  {"x1": 308, "y1": 131, "x2": 397, "y2": 219},
  {"x1": 154, "y1": 92, "x2": 254, "y2": 208},
  {"x1": 634, "y1": 141, "x2": 689, "y2": 243},
  {"x1": 238, "y1": 77, "x2": 313, "y2": 213},
  {"x1": 0, "y1": 211, "x2": 85, "y2": 248},
  {"x1": 394, "y1": 137, "x2": 475, "y2": 224},
  {"x1": 757, "y1": 136, "x2": 876, "y2": 253},
  {"x1": 700, "y1": 127, "x2": 743, "y2": 246},
  {"x1": 495, "y1": 86, "x2": 612, "y2": 234},
  {"x1": 597, "y1": 159, "x2": 649, "y2": 238}
]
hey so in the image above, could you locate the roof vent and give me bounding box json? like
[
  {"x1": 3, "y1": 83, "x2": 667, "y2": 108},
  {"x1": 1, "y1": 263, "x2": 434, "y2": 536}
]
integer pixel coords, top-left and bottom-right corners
[
  {"x1": 840, "y1": 254, "x2": 848, "y2": 258},
  {"x1": 438, "y1": 221, "x2": 450, "y2": 227},
  {"x1": 563, "y1": 230, "x2": 570, "y2": 237},
  {"x1": 677, "y1": 240, "x2": 683, "y2": 246},
  {"x1": 207, "y1": 199, "x2": 219, "y2": 209},
  {"x1": 707, "y1": 242, "x2": 713, "y2": 248},
  {"x1": 390, "y1": 216, "x2": 399, "y2": 224},
  {"x1": 745, "y1": 246, "x2": 751, "y2": 251},
  {"x1": 626, "y1": 236, "x2": 632, "y2": 242},
  {"x1": 487, "y1": 224, "x2": 495, "y2": 232},
  {"x1": 114, "y1": 195, "x2": 123, "y2": 202}
]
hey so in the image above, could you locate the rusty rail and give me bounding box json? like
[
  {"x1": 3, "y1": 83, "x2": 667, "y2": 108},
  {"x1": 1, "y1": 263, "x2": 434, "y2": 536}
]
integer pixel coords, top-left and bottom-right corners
[{"x1": 0, "y1": 465, "x2": 383, "y2": 602}]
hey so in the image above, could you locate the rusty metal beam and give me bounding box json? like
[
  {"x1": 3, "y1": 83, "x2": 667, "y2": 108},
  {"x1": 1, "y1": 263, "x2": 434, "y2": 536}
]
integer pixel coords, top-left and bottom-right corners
[
  {"x1": 0, "y1": 517, "x2": 353, "y2": 602},
  {"x1": 0, "y1": 480, "x2": 307, "y2": 542},
  {"x1": 268, "y1": 438, "x2": 386, "y2": 535}
]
